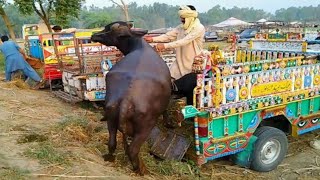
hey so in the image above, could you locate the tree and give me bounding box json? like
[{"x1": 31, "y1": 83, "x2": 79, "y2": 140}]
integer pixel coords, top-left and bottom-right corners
[
  {"x1": 14, "y1": 0, "x2": 85, "y2": 33},
  {"x1": 0, "y1": 0, "x2": 16, "y2": 40},
  {"x1": 82, "y1": 11, "x2": 113, "y2": 28},
  {"x1": 109, "y1": 0, "x2": 129, "y2": 21}
]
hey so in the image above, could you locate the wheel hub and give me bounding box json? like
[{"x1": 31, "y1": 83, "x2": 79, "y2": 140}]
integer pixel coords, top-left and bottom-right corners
[{"x1": 260, "y1": 139, "x2": 281, "y2": 165}]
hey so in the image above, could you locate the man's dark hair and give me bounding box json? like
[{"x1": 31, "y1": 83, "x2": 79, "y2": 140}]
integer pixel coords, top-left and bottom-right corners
[
  {"x1": 187, "y1": 5, "x2": 196, "y2": 11},
  {"x1": 179, "y1": 5, "x2": 197, "y2": 11},
  {"x1": 1, "y1": 35, "x2": 9, "y2": 42},
  {"x1": 52, "y1": 25, "x2": 62, "y2": 31}
]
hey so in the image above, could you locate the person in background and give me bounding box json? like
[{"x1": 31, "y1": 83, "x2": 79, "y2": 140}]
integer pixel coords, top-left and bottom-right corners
[
  {"x1": 52, "y1": 25, "x2": 62, "y2": 32},
  {"x1": 0, "y1": 35, "x2": 44, "y2": 89},
  {"x1": 144, "y1": 5, "x2": 205, "y2": 105},
  {"x1": 52, "y1": 25, "x2": 76, "y2": 33}
]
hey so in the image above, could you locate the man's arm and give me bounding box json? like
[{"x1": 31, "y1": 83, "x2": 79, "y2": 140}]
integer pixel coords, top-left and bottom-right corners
[
  {"x1": 152, "y1": 27, "x2": 180, "y2": 43},
  {"x1": 164, "y1": 26, "x2": 204, "y2": 49},
  {"x1": 14, "y1": 42, "x2": 27, "y2": 59}
]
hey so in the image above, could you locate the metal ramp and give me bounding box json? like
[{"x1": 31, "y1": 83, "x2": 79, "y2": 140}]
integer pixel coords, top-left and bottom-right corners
[
  {"x1": 52, "y1": 90, "x2": 83, "y2": 104},
  {"x1": 148, "y1": 126, "x2": 191, "y2": 161}
]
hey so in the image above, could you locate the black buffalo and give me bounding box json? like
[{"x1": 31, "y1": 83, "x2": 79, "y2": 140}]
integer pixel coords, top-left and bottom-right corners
[{"x1": 91, "y1": 21, "x2": 171, "y2": 175}]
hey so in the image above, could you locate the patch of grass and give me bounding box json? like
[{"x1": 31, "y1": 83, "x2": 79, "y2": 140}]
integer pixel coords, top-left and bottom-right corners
[
  {"x1": 142, "y1": 153, "x2": 201, "y2": 179},
  {"x1": 57, "y1": 115, "x2": 90, "y2": 130},
  {"x1": 0, "y1": 166, "x2": 30, "y2": 180},
  {"x1": 0, "y1": 54, "x2": 4, "y2": 73},
  {"x1": 24, "y1": 142, "x2": 70, "y2": 165},
  {"x1": 50, "y1": 114, "x2": 108, "y2": 155},
  {"x1": 17, "y1": 133, "x2": 48, "y2": 144}
]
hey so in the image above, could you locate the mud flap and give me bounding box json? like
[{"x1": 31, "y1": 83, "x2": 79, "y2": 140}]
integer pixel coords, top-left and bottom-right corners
[
  {"x1": 148, "y1": 126, "x2": 191, "y2": 161},
  {"x1": 231, "y1": 135, "x2": 258, "y2": 168}
]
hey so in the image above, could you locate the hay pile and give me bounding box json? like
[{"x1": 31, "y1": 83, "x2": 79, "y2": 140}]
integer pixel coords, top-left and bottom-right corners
[
  {"x1": 3, "y1": 79, "x2": 30, "y2": 89},
  {"x1": 50, "y1": 112, "x2": 109, "y2": 156},
  {"x1": 0, "y1": 70, "x2": 31, "y2": 89}
]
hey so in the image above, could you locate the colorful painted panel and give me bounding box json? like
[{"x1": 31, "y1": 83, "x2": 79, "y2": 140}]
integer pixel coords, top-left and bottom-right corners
[
  {"x1": 201, "y1": 133, "x2": 250, "y2": 160},
  {"x1": 292, "y1": 113, "x2": 320, "y2": 136},
  {"x1": 251, "y1": 41, "x2": 305, "y2": 52},
  {"x1": 84, "y1": 90, "x2": 106, "y2": 101}
]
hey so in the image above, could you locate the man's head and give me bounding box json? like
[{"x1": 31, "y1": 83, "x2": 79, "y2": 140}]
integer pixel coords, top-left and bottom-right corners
[
  {"x1": 52, "y1": 25, "x2": 62, "y2": 32},
  {"x1": 179, "y1": 5, "x2": 197, "y2": 24},
  {"x1": 178, "y1": 5, "x2": 199, "y2": 33},
  {"x1": 1, "y1": 35, "x2": 9, "y2": 42},
  {"x1": 91, "y1": 21, "x2": 148, "y2": 47}
]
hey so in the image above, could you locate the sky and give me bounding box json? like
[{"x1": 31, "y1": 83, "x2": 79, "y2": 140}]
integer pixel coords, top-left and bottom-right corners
[{"x1": 85, "y1": 0, "x2": 320, "y2": 13}]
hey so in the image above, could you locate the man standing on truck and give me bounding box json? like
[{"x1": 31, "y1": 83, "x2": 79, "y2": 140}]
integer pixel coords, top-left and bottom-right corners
[
  {"x1": 0, "y1": 35, "x2": 44, "y2": 89},
  {"x1": 144, "y1": 5, "x2": 205, "y2": 105}
]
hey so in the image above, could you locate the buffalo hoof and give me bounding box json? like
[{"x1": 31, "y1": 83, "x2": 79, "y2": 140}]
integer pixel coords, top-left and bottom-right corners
[
  {"x1": 135, "y1": 162, "x2": 149, "y2": 176},
  {"x1": 103, "y1": 153, "x2": 115, "y2": 162}
]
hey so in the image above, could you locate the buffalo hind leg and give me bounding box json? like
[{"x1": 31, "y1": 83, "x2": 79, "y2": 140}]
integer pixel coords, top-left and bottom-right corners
[
  {"x1": 103, "y1": 120, "x2": 117, "y2": 162},
  {"x1": 127, "y1": 127, "x2": 153, "y2": 175}
]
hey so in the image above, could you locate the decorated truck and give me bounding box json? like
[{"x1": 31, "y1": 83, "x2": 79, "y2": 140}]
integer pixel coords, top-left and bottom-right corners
[
  {"x1": 23, "y1": 25, "x2": 62, "y2": 86},
  {"x1": 23, "y1": 25, "x2": 105, "y2": 88},
  {"x1": 149, "y1": 32, "x2": 320, "y2": 172}
]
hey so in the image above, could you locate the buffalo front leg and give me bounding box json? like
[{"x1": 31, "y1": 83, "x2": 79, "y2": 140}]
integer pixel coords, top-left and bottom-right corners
[{"x1": 103, "y1": 120, "x2": 117, "y2": 162}]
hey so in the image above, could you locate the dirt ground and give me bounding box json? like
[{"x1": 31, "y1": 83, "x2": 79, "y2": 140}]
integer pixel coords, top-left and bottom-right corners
[{"x1": 0, "y1": 74, "x2": 320, "y2": 180}]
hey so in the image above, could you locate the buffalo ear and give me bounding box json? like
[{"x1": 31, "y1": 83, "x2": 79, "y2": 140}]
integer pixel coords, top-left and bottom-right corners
[
  {"x1": 111, "y1": 23, "x2": 120, "y2": 31},
  {"x1": 127, "y1": 22, "x2": 134, "y2": 29}
]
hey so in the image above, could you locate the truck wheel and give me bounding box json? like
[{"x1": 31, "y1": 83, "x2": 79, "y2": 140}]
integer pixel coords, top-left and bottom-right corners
[{"x1": 251, "y1": 126, "x2": 288, "y2": 172}]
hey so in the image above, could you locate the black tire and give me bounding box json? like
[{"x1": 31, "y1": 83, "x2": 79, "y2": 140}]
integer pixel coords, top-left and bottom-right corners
[
  {"x1": 253, "y1": 126, "x2": 271, "y2": 137},
  {"x1": 250, "y1": 126, "x2": 288, "y2": 172}
]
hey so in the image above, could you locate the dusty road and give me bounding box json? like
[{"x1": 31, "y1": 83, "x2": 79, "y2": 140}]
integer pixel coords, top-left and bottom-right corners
[{"x1": 0, "y1": 76, "x2": 320, "y2": 180}]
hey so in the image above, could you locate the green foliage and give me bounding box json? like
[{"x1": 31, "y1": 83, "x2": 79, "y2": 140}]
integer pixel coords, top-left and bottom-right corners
[
  {"x1": 14, "y1": 0, "x2": 85, "y2": 27},
  {"x1": 275, "y1": 5, "x2": 320, "y2": 22},
  {"x1": 53, "y1": 0, "x2": 85, "y2": 25},
  {"x1": 81, "y1": 10, "x2": 113, "y2": 29},
  {"x1": 0, "y1": 3, "x2": 39, "y2": 37}
]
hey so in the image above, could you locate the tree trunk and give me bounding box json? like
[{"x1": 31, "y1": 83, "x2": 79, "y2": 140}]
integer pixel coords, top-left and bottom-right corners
[
  {"x1": 123, "y1": 5, "x2": 129, "y2": 21},
  {"x1": 43, "y1": 17, "x2": 52, "y2": 33},
  {"x1": 0, "y1": 6, "x2": 16, "y2": 41}
]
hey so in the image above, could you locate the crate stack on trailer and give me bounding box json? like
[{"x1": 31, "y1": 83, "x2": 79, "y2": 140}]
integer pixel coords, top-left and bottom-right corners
[{"x1": 50, "y1": 31, "x2": 122, "y2": 102}]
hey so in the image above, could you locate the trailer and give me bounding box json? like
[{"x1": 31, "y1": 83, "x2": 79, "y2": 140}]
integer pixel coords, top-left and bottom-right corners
[{"x1": 49, "y1": 32, "x2": 176, "y2": 103}]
